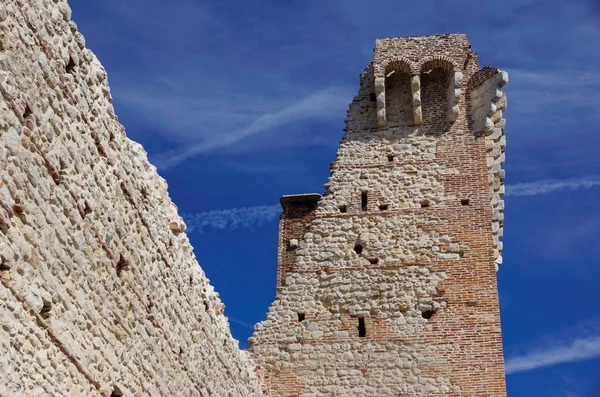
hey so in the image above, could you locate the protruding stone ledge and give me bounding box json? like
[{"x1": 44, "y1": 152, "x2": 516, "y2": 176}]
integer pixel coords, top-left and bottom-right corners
[{"x1": 280, "y1": 194, "x2": 321, "y2": 217}]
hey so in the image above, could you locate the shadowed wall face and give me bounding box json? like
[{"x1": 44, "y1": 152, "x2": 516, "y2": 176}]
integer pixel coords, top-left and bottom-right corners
[
  {"x1": 0, "y1": 1, "x2": 265, "y2": 396},
  {"x1": 249, "y1": 34, "x2": 509, "y2": 397}
]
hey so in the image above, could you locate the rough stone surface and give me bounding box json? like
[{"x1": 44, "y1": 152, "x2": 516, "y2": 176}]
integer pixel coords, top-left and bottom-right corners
[
  {"x1": 0, "y1": 1, "x2": 264, "y2": 396},
  {"x1": 249, "y1": 34, "x2": 508, "y2": 396}
]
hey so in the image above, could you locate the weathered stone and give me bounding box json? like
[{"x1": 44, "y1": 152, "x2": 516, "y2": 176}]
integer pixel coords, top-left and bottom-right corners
[
  {"x1": 0, "y1": 1, "x2": 265, "y2": 395},
  {"x1": 249, "y1": 34, "x2": 508, "y2": 397}
]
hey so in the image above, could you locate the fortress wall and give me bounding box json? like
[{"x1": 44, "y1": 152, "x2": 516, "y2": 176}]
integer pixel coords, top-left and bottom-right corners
[{"x1": 0, "y1": 1, "x2": 265, "y2": 396}]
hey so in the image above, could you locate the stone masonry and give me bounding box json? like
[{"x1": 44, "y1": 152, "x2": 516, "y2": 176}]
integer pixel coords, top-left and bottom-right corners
[
  {"x1": 0, "y1": 1, "x2": 265, "y2": 396},
  {"x1": 0, "y1": 1, "x2": 509, "y2": 396},
  {"x1": 248, "y1": 34, "x2": 509, "y2": 396}
]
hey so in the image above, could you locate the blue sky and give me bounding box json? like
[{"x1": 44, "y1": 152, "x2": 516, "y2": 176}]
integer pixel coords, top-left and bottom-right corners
[{"x1": 70, "y1": 0, "x2": 600, "y2": 395}]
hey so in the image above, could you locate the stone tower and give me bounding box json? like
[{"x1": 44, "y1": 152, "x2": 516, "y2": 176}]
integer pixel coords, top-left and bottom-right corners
[{"x1": 249, "y1": 34, "x2": 509, "y2": 396}]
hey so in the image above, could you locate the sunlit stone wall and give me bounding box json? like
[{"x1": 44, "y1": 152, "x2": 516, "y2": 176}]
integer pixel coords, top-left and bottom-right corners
[
  {"x1": 0, "y1": 1, "x2": 265, "y2": 395},
  {"x1": 249, "y1": 34, "x2": 509, "y2": 397}
]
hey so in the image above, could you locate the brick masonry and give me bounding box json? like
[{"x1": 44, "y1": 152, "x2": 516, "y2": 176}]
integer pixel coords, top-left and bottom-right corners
[{"x1": 248, "y1": 34, "x2": 509, "y2": 396}]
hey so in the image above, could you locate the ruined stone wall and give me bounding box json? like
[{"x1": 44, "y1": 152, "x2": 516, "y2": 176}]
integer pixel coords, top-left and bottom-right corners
[
  {"x1": 249, "y1": 34, "x2": 508, "y2": 396},
  {"x1": 0, "y1": 1, "x2": 265, "y2": 396}
]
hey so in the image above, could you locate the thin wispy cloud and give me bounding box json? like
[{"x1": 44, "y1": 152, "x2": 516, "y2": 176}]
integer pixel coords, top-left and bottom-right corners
[
  {"x1": 228, "y1": 317, "x2": 255, "y2": 330},
  {"x1": 116, "y1": 87, "x2": 266, "y2": 141},
  {"x1": 153, "y1": 86, "x2": 351, "y2": 169},
  {"x1": 508, "y1": 69, "x2": 600, "y2": 115},
  {"x1": 509, "y1": 69, "x2": 600, "y2": 89},
  {"x1": 182, "y1": 205, "x2": 280, "y2": 234},
  {"x1": 506, "y1": 177, "x2": 600, "y2": 197},
  {"x1": 182, "y1": 176, "x2": 600, "y2": 234},
  {"x1": 506, "y1": 334, "x2": 600, "y2": 374}
]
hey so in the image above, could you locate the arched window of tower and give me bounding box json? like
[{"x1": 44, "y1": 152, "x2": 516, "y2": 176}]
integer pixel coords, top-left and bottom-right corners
[
  {"x1": 419, "y1": 57, "x2": 458, "y2": 129},
  {"x1": 384, "y1": 69, "x2": 412, "y2": 127},
  {"x1": 421, "y1": 67, "x2": 452, "y2": 129}
]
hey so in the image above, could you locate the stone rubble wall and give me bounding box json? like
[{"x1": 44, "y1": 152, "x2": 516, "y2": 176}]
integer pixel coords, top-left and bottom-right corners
[
  {"x1": 250, "y1": 268, "x2": 451, "y2": 396},
  {"x1": 0, "y1": 1, "x2": 265, "y2": 396},
  {"x1": 291, "y1": 214, "x2": 468, "y2": 267},
  {"x1": 249, "y1": 34, "x2": 507, "y2": 397}
]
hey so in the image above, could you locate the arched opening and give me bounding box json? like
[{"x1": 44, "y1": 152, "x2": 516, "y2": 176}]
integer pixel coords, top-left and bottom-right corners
[
  {"x1": 420, "y1": 58, "x2": 455, "y2": 130},
  {"x1": 384, "y1": 62, "x2": 412, "y2": 127},
  {"x1": 421, "y1": 68, "x2": 452, "y2": 128}
]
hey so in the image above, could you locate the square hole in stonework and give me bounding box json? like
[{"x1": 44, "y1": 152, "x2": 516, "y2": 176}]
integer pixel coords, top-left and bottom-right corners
[
  {"x1": 117, "y1": 254, "x2": 129, "y2": 277},
  {"x1": 339, "y1": 205, "x2": 347, "y2": 213},
  {"x1": 368, "y1": 258, "x2": 379, "y2": 265},
  {"x1": 40, "y1": 300, "x2": 52, "y2": 320},
  {"x1": 66, "y1": 55, "x2": 76, "y2": 74},
  {"x1": 23, "y1": 104, "x2": 32, "y2": 119},
  {"x1": 358, "y1": 317, "x2": 366, "y2": 337},
  {"x1": 421, "y1": 309, "x2": 435, "y2": 320},
  {"x1": 354, "y1": 244, "x2": 363, "y2": 255},
  {"x1": 461, "y1": 199, "x2": 470, "y2": 206},
  {"x1": 387, "y1": 154, "x2": 394, "y2": 162},
  {"x1": 111, "y1": 387, "x2": 124, "y2": 397},
  {"x1": 361, "y1": 192, "x2": 368, "y2": 211},
  {"x1": 297, "y1": 312, "x2": 305, "y2": 322},
  {"x1": 369, "y1": 93, "x2": 376, "y2": 102},
  {"x1": 379, "y1": 204, "x2": 389, "y2": 211},
  {"x1": 287, "y1": 239, "x2": 298, "y2": 251}
]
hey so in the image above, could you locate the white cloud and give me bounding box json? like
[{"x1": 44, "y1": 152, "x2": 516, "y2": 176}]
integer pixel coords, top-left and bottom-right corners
[
  {"x1": 505, "y1": 334, "x2": 600, "y2": 374},
  {"x1": 153, "y1": 86, "x2": 351, "y2": 169},
  {"x1": 506, "y1": 177, "x2": 600, "y2": 197},
  {"x1": 179, "y1": 177, "x2": 600, "y2": 234},
  {"x1": 182, "y1": 204, "x2": 280, "y2": 234}
]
